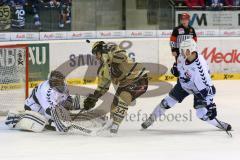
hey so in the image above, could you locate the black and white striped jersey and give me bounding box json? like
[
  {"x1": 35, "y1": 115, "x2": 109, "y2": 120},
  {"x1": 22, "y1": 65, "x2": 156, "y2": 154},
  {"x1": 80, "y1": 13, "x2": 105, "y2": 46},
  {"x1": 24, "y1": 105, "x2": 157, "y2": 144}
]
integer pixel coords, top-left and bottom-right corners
[{"x1": 170, "y1": 24, "x2": 197, "y2": 53}]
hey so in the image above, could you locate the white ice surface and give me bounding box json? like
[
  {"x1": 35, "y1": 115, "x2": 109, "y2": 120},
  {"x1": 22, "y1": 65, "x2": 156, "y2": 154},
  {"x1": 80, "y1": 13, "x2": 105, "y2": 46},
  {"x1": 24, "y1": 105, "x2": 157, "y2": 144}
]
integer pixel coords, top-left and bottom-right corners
[{"x1": 0, "y1": 80, "x2": 240, "y2": 160}]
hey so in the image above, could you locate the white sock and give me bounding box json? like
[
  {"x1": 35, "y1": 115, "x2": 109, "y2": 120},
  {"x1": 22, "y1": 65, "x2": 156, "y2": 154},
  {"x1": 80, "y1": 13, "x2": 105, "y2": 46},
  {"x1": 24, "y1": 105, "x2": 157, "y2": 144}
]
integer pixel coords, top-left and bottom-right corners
[
  {"x1": 152, "y1": 104, "x2": 166, "y2": 119},
  {"x1": 207, "y1": 119, "x2": 218, "y2": 127}
]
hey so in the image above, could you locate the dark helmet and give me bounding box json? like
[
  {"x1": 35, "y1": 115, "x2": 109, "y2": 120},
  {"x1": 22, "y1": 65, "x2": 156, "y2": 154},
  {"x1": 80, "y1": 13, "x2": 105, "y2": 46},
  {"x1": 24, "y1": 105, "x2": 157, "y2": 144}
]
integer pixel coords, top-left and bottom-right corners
[
  {"x1": 49, "y1": 70, "x2": 66, "y2": 93},
  {"x1": 91, "y1": 41, "x2": 109, "y2": 55},
  {"x1": 181, "y1": 13, "x2": 190, "y2": 20}
]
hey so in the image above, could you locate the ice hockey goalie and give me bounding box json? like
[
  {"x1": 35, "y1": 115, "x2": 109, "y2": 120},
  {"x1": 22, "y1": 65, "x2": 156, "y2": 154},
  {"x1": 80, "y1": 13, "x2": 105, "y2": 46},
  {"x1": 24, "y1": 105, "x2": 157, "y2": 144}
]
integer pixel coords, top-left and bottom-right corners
[{"x1": 5, "y1": 70, "x2": 106, "y2": 135}]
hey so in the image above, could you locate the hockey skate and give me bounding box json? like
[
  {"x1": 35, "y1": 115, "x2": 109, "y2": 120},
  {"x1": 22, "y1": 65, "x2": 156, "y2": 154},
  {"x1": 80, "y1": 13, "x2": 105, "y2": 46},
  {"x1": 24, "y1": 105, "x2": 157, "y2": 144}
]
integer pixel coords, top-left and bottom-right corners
[
  {"x1": 110, "y1": 122, "x2": 119, "y2": 135},
  {"x1": 141, "y1": 115, "x2": 155, "y2": 129},
  {"x1": 216, "y1": 120, "x2": 232, "y2": 131}
]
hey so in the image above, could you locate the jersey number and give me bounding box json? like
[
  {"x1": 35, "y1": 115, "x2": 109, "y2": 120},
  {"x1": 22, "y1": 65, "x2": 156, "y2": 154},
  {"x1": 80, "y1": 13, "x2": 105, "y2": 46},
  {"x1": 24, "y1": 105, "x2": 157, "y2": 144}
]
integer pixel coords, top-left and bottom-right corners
[
  {"x1": 15, "y1": 9, "x2": 25, "y2": 20},
  {"x1": 0, "y1": 7, "x2": 10, "y2": 19}
]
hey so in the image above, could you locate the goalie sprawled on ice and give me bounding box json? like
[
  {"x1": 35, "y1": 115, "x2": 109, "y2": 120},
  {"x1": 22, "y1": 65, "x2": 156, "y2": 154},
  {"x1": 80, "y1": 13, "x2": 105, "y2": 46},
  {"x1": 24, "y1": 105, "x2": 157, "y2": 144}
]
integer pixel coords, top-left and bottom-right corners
[{"x1": 5, "y1": 70, "x2": 106, "y2": 135}]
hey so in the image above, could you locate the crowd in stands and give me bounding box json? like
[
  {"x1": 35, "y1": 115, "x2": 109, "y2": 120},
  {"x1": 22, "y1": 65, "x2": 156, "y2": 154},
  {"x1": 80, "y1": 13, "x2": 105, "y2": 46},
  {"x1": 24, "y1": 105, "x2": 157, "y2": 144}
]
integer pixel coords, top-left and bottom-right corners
[
  {"x1": 0, "y1": 0, "x2": 71, "y2": 31},
  {"x1": 175, "y1": 0, "x2": 240, "y2": 9}
]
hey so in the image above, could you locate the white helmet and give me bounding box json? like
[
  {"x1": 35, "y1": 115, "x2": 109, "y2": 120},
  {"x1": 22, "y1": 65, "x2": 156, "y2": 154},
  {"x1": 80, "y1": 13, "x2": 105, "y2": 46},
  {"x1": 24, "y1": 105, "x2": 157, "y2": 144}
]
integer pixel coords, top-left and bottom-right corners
[{"x1": 180, "y1": 39, "x2": 197, "y2": 58}]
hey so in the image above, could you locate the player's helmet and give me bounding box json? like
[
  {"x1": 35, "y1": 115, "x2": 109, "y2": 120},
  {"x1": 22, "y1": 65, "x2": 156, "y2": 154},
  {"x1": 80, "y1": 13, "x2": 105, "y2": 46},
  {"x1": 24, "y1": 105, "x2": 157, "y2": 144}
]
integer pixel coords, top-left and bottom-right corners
[
  {"x1": 180, "y1": 39, "x2": 197, "y2": 58},
  {"x1": 49, "y1": 70, "x2": 67, "y2": 93},
  {"x1": 91, "y1": 41, "x2": 108, "y2": 55},
  {"x1": 181, "y1": 13, "x2": 190, "y2": 20}
]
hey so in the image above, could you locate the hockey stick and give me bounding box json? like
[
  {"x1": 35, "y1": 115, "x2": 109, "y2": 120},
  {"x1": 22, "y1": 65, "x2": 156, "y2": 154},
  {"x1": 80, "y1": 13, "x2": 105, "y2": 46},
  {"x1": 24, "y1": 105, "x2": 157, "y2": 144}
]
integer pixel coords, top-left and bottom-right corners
[
  {"x1": 68, "y1": 123, "x2": 97, "y2": 136},
  {"x1": 71, "y1": 108, "x2": 87, "y2": 120},
  {"x1": 215, "y1": 118, "x2": 232, "y2": 138}
]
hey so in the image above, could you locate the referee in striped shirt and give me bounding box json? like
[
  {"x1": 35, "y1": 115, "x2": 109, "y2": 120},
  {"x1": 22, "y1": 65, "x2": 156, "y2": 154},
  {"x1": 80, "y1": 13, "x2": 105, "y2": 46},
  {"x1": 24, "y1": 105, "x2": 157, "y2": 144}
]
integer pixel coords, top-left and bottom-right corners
[
  {"x1": 169, "y1": 13, "x2": 198, "y2": 77},
  {"x1": 170, "y1": 13, "x2": 197, "y2": 61}
]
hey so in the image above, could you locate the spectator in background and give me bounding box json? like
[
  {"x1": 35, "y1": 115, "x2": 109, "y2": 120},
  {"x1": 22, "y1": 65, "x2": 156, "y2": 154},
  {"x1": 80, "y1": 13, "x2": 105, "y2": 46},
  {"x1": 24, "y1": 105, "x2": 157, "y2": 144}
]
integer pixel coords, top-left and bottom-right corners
[
  {"x1": 224, "y1": 0, "x2": 233, "y2": 6},
  {"x1": 26, "y1": 0, "x2": 42, "y2": 29},
  {"x1": 10, "y1": 0, "x2": 26, "y2": 29},
  {"x1": 58, "y1": 0, "x2": 71, "y2": 28},
  {"x1": 233, "y1": 0, "x2": 240, "y2": 5},
  {"x1": 48, "y1": 0, "x2": 71, "y2": 28},
  {"x1": 209, "y1": 0, "x2": 224, "y2": 9},
  {"x1": 175, "y1": 0, "x2": 185, "y2": 6},
  {"x1": 184, "y1": 0, "x2": 205, "y2": 9},
  {"x1": 0, "y1": 0, "x2": 11, "y2": 31}
]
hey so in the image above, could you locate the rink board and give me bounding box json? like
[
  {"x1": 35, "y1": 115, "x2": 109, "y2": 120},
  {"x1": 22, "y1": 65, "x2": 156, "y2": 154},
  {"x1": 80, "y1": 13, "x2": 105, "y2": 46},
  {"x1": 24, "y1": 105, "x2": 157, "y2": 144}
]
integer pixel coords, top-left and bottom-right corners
[{"x1": 1, "y1": 37, "x2": 240, "y2": 88}]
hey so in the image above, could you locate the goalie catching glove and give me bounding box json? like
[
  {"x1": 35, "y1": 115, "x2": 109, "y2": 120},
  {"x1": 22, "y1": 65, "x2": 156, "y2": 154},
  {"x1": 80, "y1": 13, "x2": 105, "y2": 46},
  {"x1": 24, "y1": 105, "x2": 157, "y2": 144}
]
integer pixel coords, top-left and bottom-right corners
[{"x1": 61, "y1": 95, "x2": 81, "y2": 111}]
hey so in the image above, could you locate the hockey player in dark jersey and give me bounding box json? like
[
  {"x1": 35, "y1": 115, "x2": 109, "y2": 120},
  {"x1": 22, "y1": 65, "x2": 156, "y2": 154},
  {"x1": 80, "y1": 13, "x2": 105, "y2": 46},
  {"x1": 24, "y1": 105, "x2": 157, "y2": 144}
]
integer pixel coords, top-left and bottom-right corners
[
  {"x1": 83, "y1": 41, "x2": 149, "y2": 134},
  {"x1": 0, "y1": 0, "x2": 11, "y2": 30},
  {"x1": 10, "y1": 0, "x2": 26, "y2": 29}
]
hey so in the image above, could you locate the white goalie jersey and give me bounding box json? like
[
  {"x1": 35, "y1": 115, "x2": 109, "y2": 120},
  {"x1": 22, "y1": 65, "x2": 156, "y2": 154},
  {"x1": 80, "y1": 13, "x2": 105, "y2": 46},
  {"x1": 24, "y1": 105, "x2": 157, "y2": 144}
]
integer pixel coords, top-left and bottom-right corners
[
  {"x1": 6, "y1": 79, "x2": 108, "y2": 135},
  {"x1": 177, "y1": 53, "x2": 215, "y2": 105},
  {"x1": 25, "y1": 80, "x2": 70, "y2": 120}
]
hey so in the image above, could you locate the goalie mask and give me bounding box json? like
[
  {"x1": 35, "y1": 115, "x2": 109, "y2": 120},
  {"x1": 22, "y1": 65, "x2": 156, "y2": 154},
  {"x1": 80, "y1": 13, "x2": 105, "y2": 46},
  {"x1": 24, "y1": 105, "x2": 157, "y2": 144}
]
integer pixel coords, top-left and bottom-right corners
[
  {"x1": 49, "y1": 70, "x2": 67, "y2": 93},
  {"x1": 180, "y1": 39, "x2": 197, "y2": 59}
]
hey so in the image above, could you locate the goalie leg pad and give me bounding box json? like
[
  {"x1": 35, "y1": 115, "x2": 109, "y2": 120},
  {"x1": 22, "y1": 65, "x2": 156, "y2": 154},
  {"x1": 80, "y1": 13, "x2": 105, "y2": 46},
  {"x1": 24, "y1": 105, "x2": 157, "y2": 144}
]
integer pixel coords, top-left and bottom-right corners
[
  {"x1": 15, "y1": 111, "x2": 48, "y2": 132},
  {"x1": 5, "y1": 112, "x2": 22, "y2": 128}
]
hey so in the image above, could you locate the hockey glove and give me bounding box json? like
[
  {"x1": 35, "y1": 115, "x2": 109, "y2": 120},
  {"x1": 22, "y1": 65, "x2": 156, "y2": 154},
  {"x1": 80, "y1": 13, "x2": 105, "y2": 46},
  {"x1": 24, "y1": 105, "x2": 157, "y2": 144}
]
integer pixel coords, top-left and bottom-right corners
[
  {"x1": 171, "y1": 63, "x2": 179, "y2": 77},
  {"x1": 205, "y1": 103, "x2": 217, "y2": 120},
  {"x1": 83, "y1": 94, "x2": 98, "y2": 110}
]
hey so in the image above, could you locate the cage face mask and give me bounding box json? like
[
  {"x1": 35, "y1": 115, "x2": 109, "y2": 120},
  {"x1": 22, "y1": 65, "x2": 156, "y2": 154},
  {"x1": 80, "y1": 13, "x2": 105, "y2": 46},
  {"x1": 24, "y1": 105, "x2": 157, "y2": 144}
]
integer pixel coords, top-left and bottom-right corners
[
  {"x1": 53, "y1": 82, "x2": 67, "y2": 93},
  {"x1": 49, "y1": 71, "x2": 67, "y2": 93}
]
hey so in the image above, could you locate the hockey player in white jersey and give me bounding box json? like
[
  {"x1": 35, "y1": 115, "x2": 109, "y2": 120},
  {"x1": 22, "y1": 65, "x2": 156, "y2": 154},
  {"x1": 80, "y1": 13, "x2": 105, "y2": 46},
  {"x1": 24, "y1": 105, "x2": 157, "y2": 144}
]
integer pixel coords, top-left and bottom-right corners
[
  {"x1": 142, "y1": 39, "x2": 232, "y2": 133},
  {"x1": 5, "y1": 70, "x2": 104, "y2": 135}
]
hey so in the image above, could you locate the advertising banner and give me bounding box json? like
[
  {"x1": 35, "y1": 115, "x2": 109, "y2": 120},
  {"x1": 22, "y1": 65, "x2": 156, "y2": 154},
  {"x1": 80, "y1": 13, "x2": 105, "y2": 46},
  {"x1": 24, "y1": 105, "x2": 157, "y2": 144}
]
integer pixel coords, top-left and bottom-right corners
[
  {"x1": 0, "y1": 33, "x2": 10, "y2": 41},
  {"x1": 40, "y1": 32, "x2": 67, "y2": 40},
  {"x1": 126, "y1": 30, "x2": 157, "y2": 38},
  {"x1": 176, "y1": 11, "x2": 240, "y2": 29},
  {"x1": 67, "y1": 31, "x2": 97, "y2": 39},
  {"x1": 96, "y1": 30, "x2": 126, "y2": 38},
  {"x1": 28, "y1": 43, "x2": 50, "y2": 86},
  {"x1": 158, "y1": 37, "x2": 240, "y2": 74},
  {"x1": 10, "y1": 32, "x2": 39, "y2": 41},
  {"x1": 49, "y1": 39, "x2": 161, "y2": 84},
  {"x1": 3, "y1": 37, "x2": 240, "y2": 85}
]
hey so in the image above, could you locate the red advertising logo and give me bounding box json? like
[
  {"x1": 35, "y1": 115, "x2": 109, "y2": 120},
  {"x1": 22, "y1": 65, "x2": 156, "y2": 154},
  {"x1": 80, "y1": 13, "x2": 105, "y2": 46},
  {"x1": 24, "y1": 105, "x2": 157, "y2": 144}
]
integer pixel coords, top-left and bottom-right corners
[
  {"x1": 202, "y1": 47, "x2": 240, "y2": 63},
  {"x1": 16, "y1": 34, "x2": 25, "y2": 38},
  {"x1": 100, "y1": 32, "x2": 111, "y2": 36}
]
